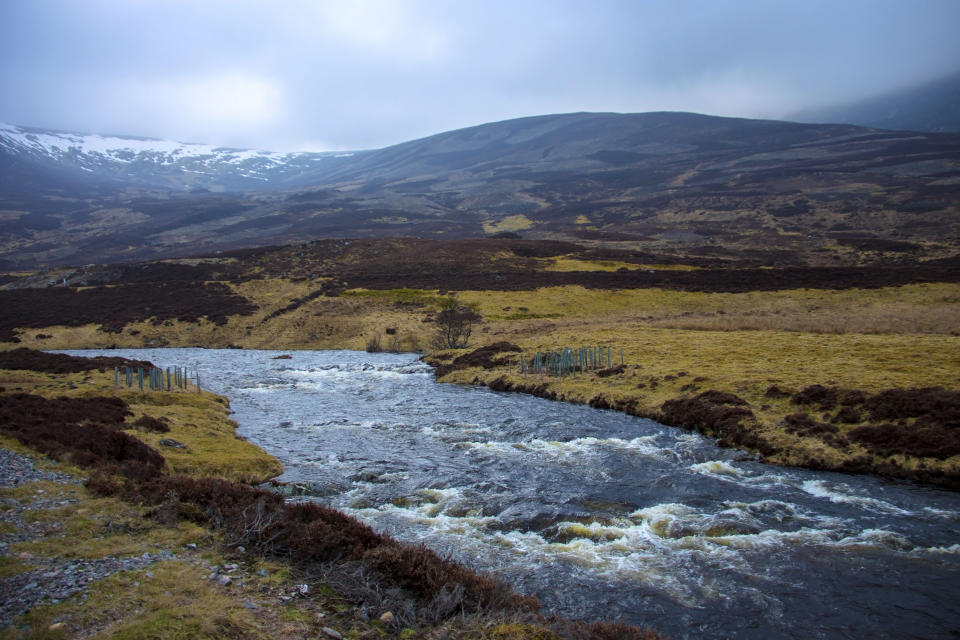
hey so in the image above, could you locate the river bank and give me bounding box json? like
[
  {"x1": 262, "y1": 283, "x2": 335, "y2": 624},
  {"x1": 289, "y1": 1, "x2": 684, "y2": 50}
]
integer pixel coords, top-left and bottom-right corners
[
  {"x1": 424, "y1": 338, "x2": 960, "y2": 490},
  {"x1": 0, "y1": 348, "x2": 663, "y2": 640}
]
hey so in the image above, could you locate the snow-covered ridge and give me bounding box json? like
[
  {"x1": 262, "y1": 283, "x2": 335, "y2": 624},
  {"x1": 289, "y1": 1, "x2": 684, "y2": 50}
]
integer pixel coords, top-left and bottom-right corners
[{"x1": 0, "y1": 122, "x2": 357, "y2": 187}]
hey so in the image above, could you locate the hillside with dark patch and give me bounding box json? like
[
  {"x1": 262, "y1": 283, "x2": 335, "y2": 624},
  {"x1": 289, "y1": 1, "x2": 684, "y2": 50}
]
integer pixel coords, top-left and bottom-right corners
[{"x1": 2, "y1": 111, "x2": 958, "y2": 268}]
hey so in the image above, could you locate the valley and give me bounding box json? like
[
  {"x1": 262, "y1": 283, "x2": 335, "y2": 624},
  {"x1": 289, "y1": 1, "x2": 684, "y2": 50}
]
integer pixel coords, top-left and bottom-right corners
[
  {"x1": 2, "y1": 109, "x2": 959, "y2": 638},
  {"x1": 2, "y1": 237, "x2": 959, "y2": 489},
  {"x1": 2, "y1": 112, "x2": 959, "y2": 268}
]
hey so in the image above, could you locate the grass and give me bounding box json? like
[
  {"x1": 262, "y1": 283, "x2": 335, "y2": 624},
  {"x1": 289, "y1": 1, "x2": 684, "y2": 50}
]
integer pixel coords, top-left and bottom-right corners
[
  {"x1": 429, "y1": 323, "x2": 960, "y2": 483},
  {"x1": 483, "y1": 214, "x2": 534, "y2": 234},
  {"x1": 15, "y1": 281, "x2": 959, "y2": 356},
  {"x1": 11, "y1": 488, "x2": 211, "y2": 560},
  {"x1": 2, "y1": 562, "x2": 267, "y2": 640},
  {"x1": 457, "y1": 283, "x2": 960, "y2": 334},
  {"x1": 0, "y1": 366, "x2": 283, "y2": 485},
  {"x1": 0, "y1": 556, "x2": 29, "y2": 579},
  {"x1": 6, "y1": 278, "x2": 960, "y2": 484},
  {"x1": 123, "y1": 392, "x2": 283, "y2": 484},
  {"x1": 543, "y1": 258, "x2": 700, "y2": 272}
]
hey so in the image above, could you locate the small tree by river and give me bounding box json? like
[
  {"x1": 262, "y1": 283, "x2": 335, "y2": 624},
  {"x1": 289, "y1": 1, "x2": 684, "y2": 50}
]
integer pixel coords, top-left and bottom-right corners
[{"x1": 432, "y1": 296, "x2": 481, "y2": 349}]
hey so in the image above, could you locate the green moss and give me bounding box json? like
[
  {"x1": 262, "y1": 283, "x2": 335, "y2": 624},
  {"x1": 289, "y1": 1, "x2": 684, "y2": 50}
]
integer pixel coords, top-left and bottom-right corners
[
  {"x1": 14, "y1": 496, "x2": 211, "y2": 560},
  {"x1": 3, "y1": 563, "x2": 265, "y2": 640},
  {"x1": 342, "y1": 288, "x2": 444, "y2": 307},
  {"x1": 280, "y1": 606, "x2": 312, "y2": 623},
  {"x1": 487, "y1": 622, "x2": 559, "y2": 639},
  {"x1": 0, "y1": 556, "x2": 31, "y2": 579}
]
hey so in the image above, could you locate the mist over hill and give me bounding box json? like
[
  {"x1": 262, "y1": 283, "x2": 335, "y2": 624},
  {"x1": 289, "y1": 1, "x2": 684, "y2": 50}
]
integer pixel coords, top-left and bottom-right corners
[
  {"x1": 791, "y1": 72, "x2": 960, "y2": 133},
  {"x1": 1, "y1": 111, "x2": 959, "y2": 268}
]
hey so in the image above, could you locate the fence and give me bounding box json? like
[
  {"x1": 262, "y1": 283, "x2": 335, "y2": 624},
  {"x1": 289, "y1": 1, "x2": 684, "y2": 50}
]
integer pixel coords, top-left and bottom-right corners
[
  {"x1": 515, "y1": 346, "x2": 624, "y2": 378},
  {"x1": 114, "y1": 365, "x2": 201, "y2": 392}
]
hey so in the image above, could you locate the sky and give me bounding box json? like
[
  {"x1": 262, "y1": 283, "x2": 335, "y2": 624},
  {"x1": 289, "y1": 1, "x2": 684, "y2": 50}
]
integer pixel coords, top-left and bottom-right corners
[{"x1": 1, "y1": 0, "x2": 959, "y2": 152}]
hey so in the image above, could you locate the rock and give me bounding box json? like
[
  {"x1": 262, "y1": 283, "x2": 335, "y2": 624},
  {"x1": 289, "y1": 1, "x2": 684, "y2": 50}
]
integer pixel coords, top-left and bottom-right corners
[
  {"x1": 217, "y1": 575, "x2": 232, "y2": 586},
  {"x1": 243, "y1": 601, "x2": 258, "y2": 610},
  {"x1": 48, "y1": 622, "x2": 66, "y2": 631},
  {"x1": 321, "y1": 627, "x2": 343, "y2": 640},
  {"x1": 379, "y1": 611, "x2": 395, "y2": 624},
  {"x1": 256, "y1": 568, "x2": 269, "y2": 577},
  {"x1": 297, "y1": 583, "x2": 309, "y2": 595},
  {"x1": 157, "y1": 438, "x2": 188, "y2": 449}
]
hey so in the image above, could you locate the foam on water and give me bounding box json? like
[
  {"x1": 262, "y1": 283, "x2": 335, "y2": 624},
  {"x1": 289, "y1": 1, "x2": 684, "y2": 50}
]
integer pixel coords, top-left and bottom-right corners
[
  {"x1": 459, "y1": 435, "x2": 664, "y2": 462},
  {"x1": 690, "y1": 459, "x2": 744, "y2": 476},
  {"x1": 801, "y1": 480, "x2": 913, "y2": 515}
]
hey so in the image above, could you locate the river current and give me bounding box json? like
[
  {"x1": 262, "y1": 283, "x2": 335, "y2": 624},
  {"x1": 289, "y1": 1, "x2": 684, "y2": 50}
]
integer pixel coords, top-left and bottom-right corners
[{"x1": 62, "y1": 349, "x2": 960, "y2": 639}]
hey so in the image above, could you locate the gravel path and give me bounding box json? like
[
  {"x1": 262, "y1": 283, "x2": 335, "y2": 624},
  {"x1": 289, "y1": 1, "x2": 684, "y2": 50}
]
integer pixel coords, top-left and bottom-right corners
[{"x1": 0, "y1": 448, "x2": 177, "y2": 628}]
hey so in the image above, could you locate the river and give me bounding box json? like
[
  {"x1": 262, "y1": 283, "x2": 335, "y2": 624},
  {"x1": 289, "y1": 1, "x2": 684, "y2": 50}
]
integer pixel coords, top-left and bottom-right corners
[{"x1": 61, "y1": 348, "x2": 960, "y2": 639}]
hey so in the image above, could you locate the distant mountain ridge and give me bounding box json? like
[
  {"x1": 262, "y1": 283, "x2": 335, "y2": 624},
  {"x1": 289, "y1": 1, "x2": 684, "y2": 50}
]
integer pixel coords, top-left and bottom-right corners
[
  {"x1": 1, "y1": 111, "x2": 959, "y2": 268},
  {"x1": 792, "y1": 72, "x2": 960, "y2": 133},
  {"x1": 0, "y1": 122, "x2": 364, "y2": 191}
]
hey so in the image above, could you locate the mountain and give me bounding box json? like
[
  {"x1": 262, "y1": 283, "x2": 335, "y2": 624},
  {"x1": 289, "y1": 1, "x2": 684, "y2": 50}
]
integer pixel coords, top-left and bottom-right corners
[
  {"x1": 0, "y1": 123, "x2": 365, "y2": 191},
  {"x1": 791, "y1": 72, "x2": 960, "y2": 133},
  {"x1": 1, "y1": 112, "x2": 959, "y2": 268}
]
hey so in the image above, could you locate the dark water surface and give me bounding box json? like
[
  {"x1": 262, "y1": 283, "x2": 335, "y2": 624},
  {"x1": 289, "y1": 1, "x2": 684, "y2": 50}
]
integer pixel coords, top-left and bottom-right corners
[{"x1": 63, "y1": 349, "x2": 960, "y2": 639}]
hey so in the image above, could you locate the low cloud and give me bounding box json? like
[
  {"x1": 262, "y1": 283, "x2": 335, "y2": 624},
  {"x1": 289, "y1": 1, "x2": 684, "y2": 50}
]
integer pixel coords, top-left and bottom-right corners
[{"x1": 1, "y1": 0, "x2": 958, "y2": 150}]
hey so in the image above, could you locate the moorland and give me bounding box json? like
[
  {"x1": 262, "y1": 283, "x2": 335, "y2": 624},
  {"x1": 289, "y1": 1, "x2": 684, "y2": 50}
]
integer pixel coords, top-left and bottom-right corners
[
  {"x1": 3, "y1": 236, "x2": 959, "y2": 489},
  {"x1": 2, "y1": 110, "x2": 960, "y2": 637}
]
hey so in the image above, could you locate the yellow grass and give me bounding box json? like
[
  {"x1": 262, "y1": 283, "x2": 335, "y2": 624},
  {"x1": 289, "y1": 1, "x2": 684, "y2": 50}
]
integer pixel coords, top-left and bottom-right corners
[
  {"x1": 459, "y1": 283, "x2": 960, "y2": 334},
  {"x1": 0, "y1": 368, "x2": 283, "y2": 484},
  {"x1": 543, "y1": 258, "x2": 700, "y2": 272},
  {"x1": 482, "y1": 214, "x2": 534, "y2": 233}
]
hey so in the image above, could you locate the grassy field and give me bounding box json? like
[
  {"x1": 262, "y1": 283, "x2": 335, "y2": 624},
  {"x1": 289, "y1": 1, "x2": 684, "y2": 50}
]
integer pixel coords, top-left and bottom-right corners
[{"x1": 432, "y1": 284, "x2": 960, "y2": 485}]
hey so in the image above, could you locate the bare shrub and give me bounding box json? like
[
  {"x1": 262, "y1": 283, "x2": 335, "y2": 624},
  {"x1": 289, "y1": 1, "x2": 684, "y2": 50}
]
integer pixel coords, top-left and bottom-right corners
[
  {"x1": 432, "y1": 342, "x2": 521, "y2": 377},
  {"x1": 0, "y1": 347, "x2": 154, "y2": 374},
  {"x1": 864, "y1": 387, "x2": 960, "y2": 427},
  {"x1": 133, "y1": 415, "x2": 170, "y2": 433},
  {"x1": 365, "y1": 334, "x2": 383, "y2": 353},
  {"x1": 848, "y1": 424, "x2": 960, "y2": 459},
  {"x1": 432, "y1": 296, "x2": 481, "y2": 350},
  {"x1": 0, "y1": 393, "x2": 165, "y2": 481},
  {"x1": 115, "y1": 474, "x2": 537, "y2": 619},
  {"x1": 791, "y1": 385, "x2": 839, "y2": 410}
]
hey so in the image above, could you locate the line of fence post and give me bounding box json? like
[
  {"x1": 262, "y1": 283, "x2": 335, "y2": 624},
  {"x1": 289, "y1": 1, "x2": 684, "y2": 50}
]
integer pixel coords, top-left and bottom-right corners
[
  {"x1": 113, "y1": 365, "x2": 201, "y2": 392},
  {"x1": 516, "y1": 345, "x2": 624, "y2": 379}
]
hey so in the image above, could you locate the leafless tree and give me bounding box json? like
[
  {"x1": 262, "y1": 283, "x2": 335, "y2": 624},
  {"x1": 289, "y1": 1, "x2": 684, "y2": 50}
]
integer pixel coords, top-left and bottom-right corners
[{"x1": 432, "y1": 296, "x2": 481, "y2": 349}]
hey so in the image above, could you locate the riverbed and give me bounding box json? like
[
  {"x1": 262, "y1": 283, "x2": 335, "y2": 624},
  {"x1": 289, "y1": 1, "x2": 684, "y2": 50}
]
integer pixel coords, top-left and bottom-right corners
[{"x1": 61, "y1": 348, "x2": 960, "y2": 639}]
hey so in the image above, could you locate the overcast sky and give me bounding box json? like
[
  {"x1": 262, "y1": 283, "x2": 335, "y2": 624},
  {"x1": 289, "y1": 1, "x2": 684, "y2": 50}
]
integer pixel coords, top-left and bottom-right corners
[{"x1": 1, "y1": 0, "x2": 958, "y2": 151}]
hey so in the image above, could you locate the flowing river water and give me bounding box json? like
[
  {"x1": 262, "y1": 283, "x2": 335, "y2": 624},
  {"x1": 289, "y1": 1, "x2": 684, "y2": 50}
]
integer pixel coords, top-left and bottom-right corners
[{"x1": 63, "y1": 349, "x2": 960, "y2": 639}]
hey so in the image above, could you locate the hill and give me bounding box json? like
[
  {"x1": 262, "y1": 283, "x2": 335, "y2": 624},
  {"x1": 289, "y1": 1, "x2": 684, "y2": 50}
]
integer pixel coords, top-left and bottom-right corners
[
  {"x1": 791, "y1": 71, "x2": 960, "y2": 133},
  {"x1": 1, "y1": 112, "x2": 959, "y2": 267}
]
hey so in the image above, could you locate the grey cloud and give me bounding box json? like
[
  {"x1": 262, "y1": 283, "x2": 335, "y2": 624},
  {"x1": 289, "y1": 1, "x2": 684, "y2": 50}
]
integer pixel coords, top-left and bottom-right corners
[{"x1": 1, "y1": 0, "x2": 959, "y2": 150}]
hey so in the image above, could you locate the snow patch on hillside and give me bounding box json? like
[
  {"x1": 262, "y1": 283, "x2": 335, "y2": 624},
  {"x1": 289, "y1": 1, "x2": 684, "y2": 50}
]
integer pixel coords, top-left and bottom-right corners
[{"x1": 0, "y1": 123, "x2": 304, "y2": 166}]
